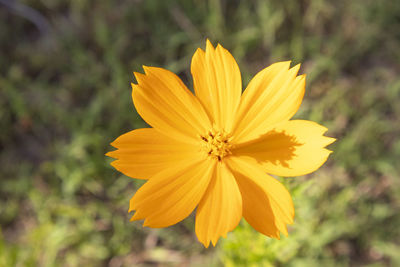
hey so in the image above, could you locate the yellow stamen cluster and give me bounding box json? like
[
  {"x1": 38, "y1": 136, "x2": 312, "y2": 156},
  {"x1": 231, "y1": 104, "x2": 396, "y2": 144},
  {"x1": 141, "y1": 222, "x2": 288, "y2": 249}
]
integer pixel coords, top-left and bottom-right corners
[{"x1": 200, "y1": 129, "x2": 233, "y2": 161}]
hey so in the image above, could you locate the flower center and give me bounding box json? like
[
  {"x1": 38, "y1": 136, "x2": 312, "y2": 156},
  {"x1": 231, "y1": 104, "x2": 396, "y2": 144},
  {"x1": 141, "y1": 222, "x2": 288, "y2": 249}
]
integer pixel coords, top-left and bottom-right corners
[{"x1": 200, "y1": 129, "x2": 232, "y2": 161}]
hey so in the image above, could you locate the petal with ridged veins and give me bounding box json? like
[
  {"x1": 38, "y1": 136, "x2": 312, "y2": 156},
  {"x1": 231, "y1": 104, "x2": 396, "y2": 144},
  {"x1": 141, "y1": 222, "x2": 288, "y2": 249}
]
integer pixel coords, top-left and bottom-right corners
[
  {"x1": 233, "y1": 62, "x2": 305, "y2": 143},
  {"x1": 226, "y1": 156, "x2": 294, "y2": 238},
  {"x1": 195, "y1": 161, "x2": 242, "y2": 247},
  {"x1": 106, "y1": 128, "x2": 198, "y2": 179},
  {"x1": 129, "y1": 157, "x2": 216, "y2": 228},
  {"x1": 132, "y1": 66, "x2": 211, "y2": 143},
  {"x1": 191, "y1": 40, "x2": 242, "y2": 132},
  {"x1": 233, "y1": 120, "x2": 335, "y2": 177}
]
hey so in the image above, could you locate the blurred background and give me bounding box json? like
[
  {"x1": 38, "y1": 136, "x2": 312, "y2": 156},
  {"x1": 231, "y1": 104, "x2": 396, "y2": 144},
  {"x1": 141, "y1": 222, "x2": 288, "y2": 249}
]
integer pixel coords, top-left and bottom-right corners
[{"x1": 1, "y1": 0, "x2": 400, "y2": 266}]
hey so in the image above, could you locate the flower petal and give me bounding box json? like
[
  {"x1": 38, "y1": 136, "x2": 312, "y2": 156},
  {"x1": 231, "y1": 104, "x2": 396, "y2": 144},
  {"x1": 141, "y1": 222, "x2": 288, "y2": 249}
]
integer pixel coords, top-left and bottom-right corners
[
  {"x1": 132, "y1": 66, "x2": 211, "y2": 142},
  {"x1": 129, "y1": 157, "x2": 216, "y2": 228},
  {"x1": 195, "y1": 162, "x2": 242, "y2": 247},
  {"x1": 191, "y1": 40, "x2": 242, "y2": 132},
  {"x1": 232, "y1": 62, "x2": 305, "y2": 143},
  {"x1": 234, "y1": 120, "x2": 335, "y2": 177},
  {"x1": 106, "y1": 128, "x2": 198, "y2": 179},
  {"x1": 226, "y1": 156, "x2": 294, "y2": 238}
]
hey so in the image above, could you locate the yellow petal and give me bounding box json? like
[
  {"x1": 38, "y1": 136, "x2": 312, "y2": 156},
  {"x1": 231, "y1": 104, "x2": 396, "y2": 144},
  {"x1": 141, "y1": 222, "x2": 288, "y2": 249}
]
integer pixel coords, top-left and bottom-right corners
[
  {"x1": 132, "y1": 66, "x2": 211, "y2": 143},
  {"x1": 106, "y1": 128, "x2": 198, "y2": 179},
  {"x1": 234, "y1": 120, "x2": 335, "y2": 177},
  {"x1": 195, "y1": 162, "x2": 242, "y2": 248},
  {"x1": 226, "y1": 156, "x2": 294, "y2": 237},
  {"x1": 129, "y1": 157, "x2": 216, "y2": 228},
  {"x1": 232, "y1": 62, "x2": 305, "y2": 143},
  {"x1": 191, "y1": 40, "x2": 242, "y2": 132}
]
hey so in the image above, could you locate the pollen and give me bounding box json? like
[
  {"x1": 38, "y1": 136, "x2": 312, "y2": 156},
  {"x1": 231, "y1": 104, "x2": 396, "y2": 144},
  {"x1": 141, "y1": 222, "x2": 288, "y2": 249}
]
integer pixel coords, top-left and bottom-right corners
[{"x1": 200, "y1": 129, "x2": 233, "y2": 161}]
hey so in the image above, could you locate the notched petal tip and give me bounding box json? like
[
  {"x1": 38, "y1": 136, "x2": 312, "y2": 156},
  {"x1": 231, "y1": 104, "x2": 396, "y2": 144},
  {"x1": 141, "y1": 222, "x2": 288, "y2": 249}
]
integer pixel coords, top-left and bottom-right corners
[
  {"x1": 133, "y1": 72, "x2": 147, "y2": 85},
  {"x1": 273, "y1": 232, "x2": 281, "y2": 240},
  {"x1": 199, "y1": 235, "x2": 222, "y2": 248},
  {"x1": 110, "y1": 139, "x2": 119, "y2": 147},
  {"x1": 201, "y1": 240, "x2": 211, "y2": 248},
  {"x1": 205, "y1": 39, "x2": 215, "y2": 51},
  {"x1": 272, "y1": 60, "x2": 291, "y2": 69},
  {"x1": 325, "y1": 137, "x2": 336, "y2": 146},
  {"x1": 325, "y1": 148, "x2": 334, "y2": 155},
  {"x1": 110, "y1": 160, "x2": 135, "y2": 177},
  {"x1": 216, "y1": 43, "x2": 225, "y2": 51},
  {"x1": 105, "y1": 150, "x2": 117, "y2": 158},
  {"x1": 290, "y1": 63, "x2": 301, "y2": 74},
  {"x1": 194, "y1": 47, "x2": 205, "y2": 54},
  {"x1": 130, "y1": 212, "x2": 144, "y2": 222},
  {"x1": 142, "y1": 65, "x2": 158, "y2": 75},
  {"x1": 129, "y1": 206, "x2": 147, "y2": 223},
  {"x1": 142, "y1": 219, "x2": 151, "y2": 227}
]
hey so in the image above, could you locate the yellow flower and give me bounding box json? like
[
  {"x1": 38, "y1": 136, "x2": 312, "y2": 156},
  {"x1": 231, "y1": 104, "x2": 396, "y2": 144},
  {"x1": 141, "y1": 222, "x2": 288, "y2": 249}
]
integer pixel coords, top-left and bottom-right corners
[{"x1": 106, "y1": 40, "x2": 335, "y2": 248}]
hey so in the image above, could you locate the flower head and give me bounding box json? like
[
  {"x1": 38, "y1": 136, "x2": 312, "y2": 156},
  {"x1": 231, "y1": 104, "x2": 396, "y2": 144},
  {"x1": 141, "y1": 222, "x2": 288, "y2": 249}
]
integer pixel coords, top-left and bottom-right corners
[{"x1": 106, "y1": 40, "x2": 335, "y2": 247}]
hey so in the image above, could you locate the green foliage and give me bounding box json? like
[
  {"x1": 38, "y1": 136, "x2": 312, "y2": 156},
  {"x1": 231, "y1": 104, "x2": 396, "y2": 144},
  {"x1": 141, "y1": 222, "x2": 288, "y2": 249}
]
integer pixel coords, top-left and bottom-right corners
[
  {"x1": 221, "y1": 168, "x2": 400, "y2": 266},
  {"x1": 1, "y1": 0, "x2": 399, "y2": 266}
]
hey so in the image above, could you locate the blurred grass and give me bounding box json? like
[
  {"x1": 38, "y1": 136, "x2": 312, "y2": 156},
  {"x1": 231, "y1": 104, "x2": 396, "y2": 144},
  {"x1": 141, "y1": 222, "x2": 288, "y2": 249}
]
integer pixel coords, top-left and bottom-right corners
[{"x1": 1, "y1": 0, "x2": 400, "y2": 266}]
